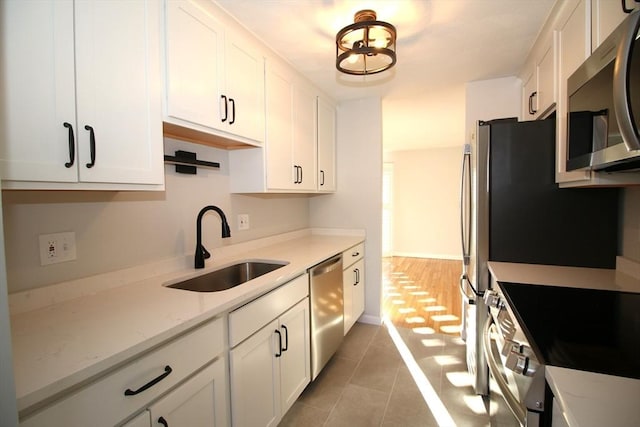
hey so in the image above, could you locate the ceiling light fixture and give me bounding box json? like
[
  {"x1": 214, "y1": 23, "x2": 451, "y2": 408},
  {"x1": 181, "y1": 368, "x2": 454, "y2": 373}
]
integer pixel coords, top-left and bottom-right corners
[{"x1": 336, "y1": 9, "x2": 397, "y2": 75}]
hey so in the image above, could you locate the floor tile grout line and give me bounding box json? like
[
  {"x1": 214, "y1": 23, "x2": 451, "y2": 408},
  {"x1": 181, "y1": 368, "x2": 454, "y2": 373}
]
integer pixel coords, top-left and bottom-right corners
[
  {"x1": 378, "y1": 358, "x2": 402, "y2": 426},
  {"x1": 321, "y1": 327, "x2": 376, "y2": 426}
]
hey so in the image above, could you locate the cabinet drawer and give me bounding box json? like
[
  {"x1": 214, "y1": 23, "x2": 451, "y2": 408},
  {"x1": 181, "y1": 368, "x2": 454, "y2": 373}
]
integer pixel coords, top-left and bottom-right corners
[
  {"x1": 229, "y1": 274, "x2": 308, "y2": 347},
  {"x1": 342, "y1": 242, "x2": 364, "y2": 267},
  {"x1": 20, "y1": 317, "x2": 224, "y2": 427}
]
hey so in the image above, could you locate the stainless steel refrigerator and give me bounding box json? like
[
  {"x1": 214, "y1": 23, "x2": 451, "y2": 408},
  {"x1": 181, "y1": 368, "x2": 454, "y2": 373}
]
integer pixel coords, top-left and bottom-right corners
[{"x1": 459, "y1": 117, "x2": 619, "y2": 395}]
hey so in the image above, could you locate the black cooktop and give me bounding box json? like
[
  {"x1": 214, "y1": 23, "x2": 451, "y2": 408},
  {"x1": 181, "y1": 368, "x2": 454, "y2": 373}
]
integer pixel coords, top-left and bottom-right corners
[{"x1": 499, "y1": 282, "x2": 640, "y2": 379}]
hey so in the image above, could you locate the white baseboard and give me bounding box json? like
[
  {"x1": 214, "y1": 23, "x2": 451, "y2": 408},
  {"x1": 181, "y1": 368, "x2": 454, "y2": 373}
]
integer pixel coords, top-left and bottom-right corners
[
  {"x1": 357, "y1": 314, "x2": 382, "y2": 326},
  {"x1": 392, "y1": 252, "x2": 462, "y2": 261}
]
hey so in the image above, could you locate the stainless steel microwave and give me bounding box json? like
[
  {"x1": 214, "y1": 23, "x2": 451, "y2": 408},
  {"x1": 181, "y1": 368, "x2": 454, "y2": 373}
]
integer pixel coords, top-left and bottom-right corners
[{"x1": 566, "y1": 10, "x2": 640, "y2": 172}]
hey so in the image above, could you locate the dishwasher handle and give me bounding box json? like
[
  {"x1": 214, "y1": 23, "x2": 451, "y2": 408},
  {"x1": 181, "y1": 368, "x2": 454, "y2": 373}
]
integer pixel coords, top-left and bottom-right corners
[{"x1": 310, "y1": 255, "x2": 343, "y2": 276}]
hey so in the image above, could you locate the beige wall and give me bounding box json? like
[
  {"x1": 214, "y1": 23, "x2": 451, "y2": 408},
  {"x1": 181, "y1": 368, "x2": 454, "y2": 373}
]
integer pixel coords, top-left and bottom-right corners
[
  {"x1": 621, "y1": 187, "x2": 640, "y2": 263},
  {"x1": 2, "y1": 138, "x2": 309, "y2": 293},
  {"x1": 386, "y1": 147, "x2": 461, "y2": 259},
  {"x1": 0, "y1": 194, "x2": 17, "y2": 424},
  {"x1": 310, "y1": 97, "x2": 383, "y2": 325}
]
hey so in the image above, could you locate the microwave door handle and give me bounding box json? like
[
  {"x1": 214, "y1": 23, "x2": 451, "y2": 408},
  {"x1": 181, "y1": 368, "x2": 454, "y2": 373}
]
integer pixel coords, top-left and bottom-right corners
[{"x1": 613, "y1": 10, "x2": 640, "y2": 151}]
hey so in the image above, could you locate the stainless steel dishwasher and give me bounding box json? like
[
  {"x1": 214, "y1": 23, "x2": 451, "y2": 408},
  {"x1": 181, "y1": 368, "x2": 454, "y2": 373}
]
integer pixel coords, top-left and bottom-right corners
[{"x1": 309, "y1": 254, "x2": 344, "y2": 380}]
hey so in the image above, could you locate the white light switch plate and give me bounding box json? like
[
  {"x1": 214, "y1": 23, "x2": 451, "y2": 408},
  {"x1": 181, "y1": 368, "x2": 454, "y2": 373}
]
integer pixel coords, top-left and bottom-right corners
[{"x1": 39, "y1": 232, "x2": 77, "y2": 266}]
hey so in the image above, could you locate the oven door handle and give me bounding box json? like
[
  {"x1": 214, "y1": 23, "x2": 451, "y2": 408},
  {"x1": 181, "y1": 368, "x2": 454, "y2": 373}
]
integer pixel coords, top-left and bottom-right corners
[{"x1": 483, "y1": 317, "x2": 527, "y2": 426}]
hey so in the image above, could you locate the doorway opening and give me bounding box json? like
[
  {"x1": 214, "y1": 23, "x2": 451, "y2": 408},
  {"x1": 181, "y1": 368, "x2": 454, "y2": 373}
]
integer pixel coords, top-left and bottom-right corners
[{"x1": 381, "y1": 159, "x2": 462, "y2": 334}]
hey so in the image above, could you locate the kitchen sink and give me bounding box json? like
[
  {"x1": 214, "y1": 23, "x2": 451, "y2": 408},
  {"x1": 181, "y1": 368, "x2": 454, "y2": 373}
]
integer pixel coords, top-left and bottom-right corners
[{"x1": 165, "y1": 260, "x2": 289, "y2": 292}]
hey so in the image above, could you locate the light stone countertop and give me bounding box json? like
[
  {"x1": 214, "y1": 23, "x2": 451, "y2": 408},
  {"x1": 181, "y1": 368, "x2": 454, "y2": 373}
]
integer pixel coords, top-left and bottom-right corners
[
  {"x1": 488, "y1": 259, "x2": 640, "y2": 426},
  {"x1": 9, "y1": 229, "x2": 364, "y2": 415},
  {"x1": 546, "y1": 367, "x2": 640, "y2": 427},
  {"x1": 488, "y1": 259, "x2": 640, "y2": 293}
]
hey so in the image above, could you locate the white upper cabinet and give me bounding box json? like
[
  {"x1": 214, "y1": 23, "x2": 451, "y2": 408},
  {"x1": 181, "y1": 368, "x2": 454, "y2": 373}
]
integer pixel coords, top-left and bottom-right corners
[
  {"x1": 228, "y1": 57, "x2": 331, "y2": 194},
  {"x1": 291, "y1": 79, "x2": 317, "y2": 192},
  {"x1": 163, "y1": 0, "x2": 264, "y2": 146},
  {"x1": 524, "y1": 0, "x2": 640, "y2": 186},
  {"x1": 591, "y1": 0, "x2": 629, "y2": 50},
  {"x1": 264, "y1": 60, "x2": 295, "y2": 190},
  {"x1": 265, "y1": 60, "x2": 317, "y2": 191},
  {"x1": 0, "y1": 0, "x2": 164, "y2": 190},
  {"x1": 164, "y1": 0, "x2": 224, "y2": 131},
  {"x1": 521, "y1": 39, "x2": 556, "y2": 120},
  {"x1": 556, "y1": 0, "x2": 595, "y2": 185},
  {"x1": 224, "y1": 29, "x2": 266, "y2": 143},
  {"x1": 317, "y1": 96, "x2": 337, "y2": 192}
]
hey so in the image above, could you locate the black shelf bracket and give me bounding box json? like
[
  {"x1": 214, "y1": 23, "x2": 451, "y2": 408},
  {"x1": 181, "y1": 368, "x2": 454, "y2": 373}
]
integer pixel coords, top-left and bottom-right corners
[{"x1": 163, "y1": 150, "x2": 220, "y2": 175}]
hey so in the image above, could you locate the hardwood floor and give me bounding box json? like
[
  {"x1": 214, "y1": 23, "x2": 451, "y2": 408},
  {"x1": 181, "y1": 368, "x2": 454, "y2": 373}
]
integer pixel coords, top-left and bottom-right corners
[{"x1": 383, "y1": 256, "x2": 462, "y2": 335}]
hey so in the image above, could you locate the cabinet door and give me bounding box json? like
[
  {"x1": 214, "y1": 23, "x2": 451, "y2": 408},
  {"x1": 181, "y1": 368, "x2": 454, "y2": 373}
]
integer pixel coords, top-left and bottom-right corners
[
  {"x1": 343, "y1": 266, "x2": 354, "y2": 335},
  {"x1": 278, "y1": 298, "x2": 310, "y2": 415},
  {"x1": 148, "y1": 357, "x2": 228, "y2": 427},
  {"x1": 536, "y1": 41, "x2": 556, "y2": 117},
  {"x1": 522, "y1": 69, "x2": 537, "y2": 121},
  {"x1": 352, "y1": 259, "x2": 366, "y2": 324},
  {"x1": 556, "y1": 0, "x2": 592, "y2": 183},
  {"x1": 230, "y1": 319, "x2": 280, "y2": 427},
  {"x1": 265, "y1": 62, "x2": 295, "y2": 190},
  {"x1": 592, "y1": 0, "x2": 628, "y2": 50},
  {"x1": 344, "y1": 258, "x2": 366, "y2": 335},
  {"x1": 164, "y1": 0, "x2": 224, "y2": 130},
  {"x1": 74, "y1": 0, "x2": 163, "y2": 185},
  {"x1": 0, "y1": 0, "x2": 78, "y2": 183},
  {"x1": 225, "y1": 30, "x2": 265, "y2": 143},
  {"x1": 292, "y1": 81, "x2": 317, "y2": 191},
  {"x1": 122, "y1": 411, "x2": 151, "y2": 427},
  {"x1": 317, "y1": 96, "x2": 336, "y2": 192}
]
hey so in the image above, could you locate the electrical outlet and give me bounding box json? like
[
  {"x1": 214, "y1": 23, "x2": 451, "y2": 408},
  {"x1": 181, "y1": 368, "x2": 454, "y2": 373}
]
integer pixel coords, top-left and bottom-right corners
[
  {"x1": 39, "y1": 232, "x2": 77, "y2": 266},
  {"x1": 238, "y1": 214, "x2": 250, "y2": 230}
]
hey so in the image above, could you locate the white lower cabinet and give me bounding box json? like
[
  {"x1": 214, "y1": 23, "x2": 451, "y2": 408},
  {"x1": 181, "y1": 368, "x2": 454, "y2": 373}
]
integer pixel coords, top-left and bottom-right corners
[
  {"x1": 342, "y1": 243, "x2": 365, "y2": 335},
  {"x1": 230, "y1": 318, "x2": 280, "y2": 427},
  {"x1": 277, "y1": 299, "x2": 311, "y2": 414},
  {"x1": 145, "y1": 357, "x2": 228, "y2": 427},
  {"x1": 122, "y1": 411, "x2": 151, "y2": 427},
  {"x1": 229, "y1": 276, "x2": 310, "y2": 427},
  {"x1": 19, "y1": 317, "x2": 227, "y2": 427}
]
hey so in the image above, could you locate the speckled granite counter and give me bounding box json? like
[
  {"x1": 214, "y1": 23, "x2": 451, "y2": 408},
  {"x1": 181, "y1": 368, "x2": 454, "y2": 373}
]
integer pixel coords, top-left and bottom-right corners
[
  {"x1": 9, "y1": 229, "x2": 364, "y2": 415},
  {"x1": 488, "y1": 258, "x2": 640, "y2": 426}
]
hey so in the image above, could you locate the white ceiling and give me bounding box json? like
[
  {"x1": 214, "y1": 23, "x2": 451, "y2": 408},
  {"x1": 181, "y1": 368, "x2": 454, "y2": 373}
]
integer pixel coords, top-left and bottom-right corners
[{"x1": 214, "y1": 0, "x2": 556, "y2": 151}]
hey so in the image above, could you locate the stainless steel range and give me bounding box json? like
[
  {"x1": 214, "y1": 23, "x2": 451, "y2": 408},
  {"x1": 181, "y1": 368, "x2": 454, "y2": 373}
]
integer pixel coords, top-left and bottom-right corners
[
  {"x1": 483, "y1": 284, "x2": 547, "y2": 427},
  {"x1": 483, "y1": 280, "x2": 640, "y2": 427}
]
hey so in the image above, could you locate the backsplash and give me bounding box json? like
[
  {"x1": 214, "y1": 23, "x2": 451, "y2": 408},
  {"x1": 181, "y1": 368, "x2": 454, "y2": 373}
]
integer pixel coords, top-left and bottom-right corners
[
  {"x1": 622, "y1": 186, "x2": 640, "y2": 263},
  {"x1": 1, "y1": 138, "x2": 310, "y2": 293}
]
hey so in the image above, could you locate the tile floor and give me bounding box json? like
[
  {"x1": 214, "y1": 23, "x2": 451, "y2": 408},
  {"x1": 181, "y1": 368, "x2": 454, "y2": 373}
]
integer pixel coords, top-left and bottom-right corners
[{"x1": 278, "y1": 322, "x2": 518, "y2": 427}]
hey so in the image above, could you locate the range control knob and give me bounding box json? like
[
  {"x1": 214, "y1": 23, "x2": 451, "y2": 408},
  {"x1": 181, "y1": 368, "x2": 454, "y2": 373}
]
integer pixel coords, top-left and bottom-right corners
[
  {"x1": 501, "y1": 339, "x2": 524, "y2": 357},
  {"x1": 505, "y1": 350, "x2": 538, "y2": 376},
  {"x1": 483, "y1": 290, "x2": 502, "y2": 309}
]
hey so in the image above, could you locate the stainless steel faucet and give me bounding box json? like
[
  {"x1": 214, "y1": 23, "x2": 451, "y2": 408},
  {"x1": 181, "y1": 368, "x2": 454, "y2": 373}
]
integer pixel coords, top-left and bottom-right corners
[{"x1": 195, "y1": 205, "x2": 231, "y2": 269}]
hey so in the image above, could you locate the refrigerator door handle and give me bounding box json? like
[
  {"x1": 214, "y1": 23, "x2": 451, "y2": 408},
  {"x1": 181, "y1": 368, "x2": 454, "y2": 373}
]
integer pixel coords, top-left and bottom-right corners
[
  {"x1": 460, "y1": 144, "x2": 472, "y2": 267},
  {"x1": 459, "y1": 274, "x2": 476, "y2": 302}
]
